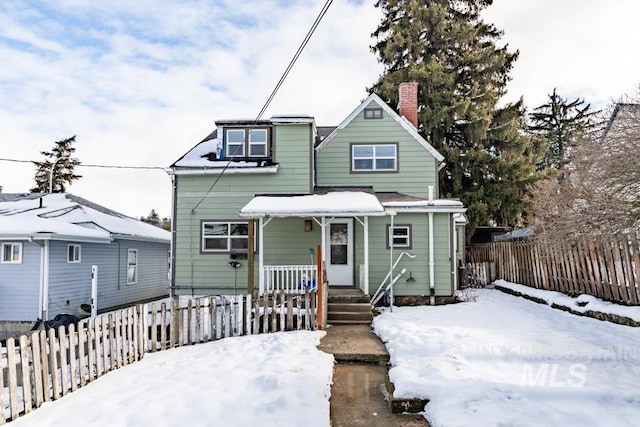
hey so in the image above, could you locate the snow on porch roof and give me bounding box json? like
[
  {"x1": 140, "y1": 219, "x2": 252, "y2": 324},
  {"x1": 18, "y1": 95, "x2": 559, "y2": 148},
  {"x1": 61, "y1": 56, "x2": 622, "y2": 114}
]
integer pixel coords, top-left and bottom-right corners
[{"x1": 239, "y1": 191, "x2": 387, "y2": 218}]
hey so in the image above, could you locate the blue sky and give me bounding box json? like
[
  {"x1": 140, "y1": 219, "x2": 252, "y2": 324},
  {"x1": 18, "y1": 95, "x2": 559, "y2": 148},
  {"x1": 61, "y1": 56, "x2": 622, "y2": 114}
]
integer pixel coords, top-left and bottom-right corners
[{"x1": 1, "y1": 0, "x2": 639, "y2": 219}]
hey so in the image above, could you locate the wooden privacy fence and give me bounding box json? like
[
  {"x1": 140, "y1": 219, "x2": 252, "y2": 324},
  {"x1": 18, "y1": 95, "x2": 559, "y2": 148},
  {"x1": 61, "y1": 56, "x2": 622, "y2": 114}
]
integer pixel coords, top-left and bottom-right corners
[
  {"x1": 1, "y1": 289, "x2": 316, "y2": 423},
  {"x1": 469, "y1": 235, "x2": 640, "y2": 305}
]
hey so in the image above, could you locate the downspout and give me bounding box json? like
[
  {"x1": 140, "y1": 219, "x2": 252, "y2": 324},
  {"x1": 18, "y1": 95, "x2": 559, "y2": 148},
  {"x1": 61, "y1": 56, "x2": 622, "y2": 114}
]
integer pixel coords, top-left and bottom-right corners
[
  {"x1": 33, "y1": 238, "x2": 45, "y2": 320},
  {"x1": 389, "y1": 211, "x2": 396, "y2": 310},
  {"x1": 451, "y1": 214, "x2": 457, "y2": 293},
  {"x1": 428, "y1": 186, "x2": 435, "y2": 306},
  {"x1": 43, "y1": 240, "x2": 50, "y2": 320}
]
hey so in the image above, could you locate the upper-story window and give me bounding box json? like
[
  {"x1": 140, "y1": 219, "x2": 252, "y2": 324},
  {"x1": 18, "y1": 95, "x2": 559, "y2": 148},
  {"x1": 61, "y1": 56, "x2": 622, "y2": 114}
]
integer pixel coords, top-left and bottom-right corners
[
  {"x1": 351, "y1": 143, "x2": 398, "y2": 172},
  {"x1": 224, "y1": 128, "x2": 269, "y2": 158},
  {"x1": 364, "y1": 107, "x2": 383, "y2": 119}
]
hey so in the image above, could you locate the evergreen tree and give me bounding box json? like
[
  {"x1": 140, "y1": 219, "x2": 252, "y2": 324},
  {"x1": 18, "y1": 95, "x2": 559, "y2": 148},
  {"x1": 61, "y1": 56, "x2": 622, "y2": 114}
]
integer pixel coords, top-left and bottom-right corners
[
  {"x1": 529, "y1": 88, "x2": 598, "y2": 170},
  {"x1": 31, "y1": 136, "x2": 81, "y2": 193},
  {"x1": 371, "y1": 0, "x2": 542, "y2": 231}
]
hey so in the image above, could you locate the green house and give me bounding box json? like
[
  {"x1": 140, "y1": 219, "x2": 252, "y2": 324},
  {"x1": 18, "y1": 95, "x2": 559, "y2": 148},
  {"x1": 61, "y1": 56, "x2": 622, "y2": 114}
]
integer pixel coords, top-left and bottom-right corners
[{"x1": 169, "y1": 83, "x2": 466, "y2": 305}]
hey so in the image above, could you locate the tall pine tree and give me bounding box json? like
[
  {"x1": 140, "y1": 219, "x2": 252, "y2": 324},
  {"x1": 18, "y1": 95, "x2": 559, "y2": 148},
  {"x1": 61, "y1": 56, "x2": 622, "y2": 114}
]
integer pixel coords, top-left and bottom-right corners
[
  {"x1": 370, "y1": 0, "x2": 543, "y2": 231},
  {"x1": 529, "y1": 88, "x2": 598, "y2": 170},
  {"x1": 31, "y1": 136, "x2": 82, "y2": 193}
]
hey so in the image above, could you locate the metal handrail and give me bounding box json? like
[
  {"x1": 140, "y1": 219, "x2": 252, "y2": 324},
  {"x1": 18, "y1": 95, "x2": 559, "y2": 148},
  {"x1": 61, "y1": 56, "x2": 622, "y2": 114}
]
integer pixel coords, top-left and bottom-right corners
[{"x1": 370, "y1": 251, "x2": 416, "y2": 305}]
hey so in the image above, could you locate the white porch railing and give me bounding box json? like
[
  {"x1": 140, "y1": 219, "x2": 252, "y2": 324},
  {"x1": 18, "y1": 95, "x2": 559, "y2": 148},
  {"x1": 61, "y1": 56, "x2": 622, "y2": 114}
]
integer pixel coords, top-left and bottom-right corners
[{"x1": 263, "y1": 265, "x2": 318, "y2": 294}]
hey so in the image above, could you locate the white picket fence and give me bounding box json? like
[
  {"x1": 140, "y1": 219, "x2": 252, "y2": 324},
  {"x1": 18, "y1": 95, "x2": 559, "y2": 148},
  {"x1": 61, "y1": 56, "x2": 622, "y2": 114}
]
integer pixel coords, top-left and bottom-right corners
[{"x1": 1, "y1": 289, "x2": 316, "y2": 423}]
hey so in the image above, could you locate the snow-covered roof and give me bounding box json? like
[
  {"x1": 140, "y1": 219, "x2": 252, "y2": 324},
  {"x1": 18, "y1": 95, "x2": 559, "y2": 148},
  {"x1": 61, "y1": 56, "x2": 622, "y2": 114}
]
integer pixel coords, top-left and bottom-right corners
[
  {"x1": 315, "y1": 93, "x2": 445, "y2": 163},
  {"x1": 239, "y1": 191, "x2": 387, "y2": 218},
  {"x1": 171, "y1": 136, "x2": 279, "y2": 173},
  {"x1": 0, "y1": 193, "x2": 170, "y2": 243},
  {"x1": 379, "y1": 194, "x2": 466, "y2": 213}
]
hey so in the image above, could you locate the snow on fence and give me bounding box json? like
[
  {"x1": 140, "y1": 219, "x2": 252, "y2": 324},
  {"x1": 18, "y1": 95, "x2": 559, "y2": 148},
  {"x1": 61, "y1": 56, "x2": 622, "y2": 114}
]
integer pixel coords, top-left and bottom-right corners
[
  {"x1": 1, "y1": 289, "x2": 317, "y2": 423},
  {"x1": 469, "y1": 235, "x2": 640, "y2": 305}
]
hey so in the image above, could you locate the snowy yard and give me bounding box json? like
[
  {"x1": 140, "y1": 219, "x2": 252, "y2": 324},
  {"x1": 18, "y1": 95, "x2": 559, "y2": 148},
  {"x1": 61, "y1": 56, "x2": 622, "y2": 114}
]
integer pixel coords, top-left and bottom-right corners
[
  {"x1": 8, "y1": 331, "x2": 333, "y2": 427},
  {"x1": 374, "y1": 286, "x2": 640, "y2": 427}
]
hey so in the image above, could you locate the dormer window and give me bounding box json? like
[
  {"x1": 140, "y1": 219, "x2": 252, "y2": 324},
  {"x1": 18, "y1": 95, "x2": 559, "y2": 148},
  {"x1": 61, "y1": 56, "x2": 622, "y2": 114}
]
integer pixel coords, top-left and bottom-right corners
[{"x1": 223, "y1": 128, "x2": 270, "y2": 158}]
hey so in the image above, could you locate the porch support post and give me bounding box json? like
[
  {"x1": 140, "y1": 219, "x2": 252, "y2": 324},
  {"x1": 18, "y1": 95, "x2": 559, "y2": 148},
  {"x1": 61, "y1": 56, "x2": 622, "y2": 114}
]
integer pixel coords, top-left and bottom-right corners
[
  {"x1": 321, "y1": 217, "x2": 327, "y2": 283},
  {"x1": 363, "y1": 216, "x2": 370, "y2": 295},
  {"x1": 258, "y1": 216, "x2": 265, "y2": 295}
]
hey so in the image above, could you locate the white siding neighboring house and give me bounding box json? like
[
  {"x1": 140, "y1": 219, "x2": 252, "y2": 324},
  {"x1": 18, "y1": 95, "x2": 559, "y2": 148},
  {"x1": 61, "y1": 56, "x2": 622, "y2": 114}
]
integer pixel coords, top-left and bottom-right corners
[{"x1": 0, "y1": 193, "x2": 170, "y2": 339}]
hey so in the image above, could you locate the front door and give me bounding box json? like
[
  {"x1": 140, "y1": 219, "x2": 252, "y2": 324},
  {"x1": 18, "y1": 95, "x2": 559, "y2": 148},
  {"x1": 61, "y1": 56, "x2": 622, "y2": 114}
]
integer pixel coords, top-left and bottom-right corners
[{"x1": 325, "y1": 219, "x2": 353, "y2": 286}]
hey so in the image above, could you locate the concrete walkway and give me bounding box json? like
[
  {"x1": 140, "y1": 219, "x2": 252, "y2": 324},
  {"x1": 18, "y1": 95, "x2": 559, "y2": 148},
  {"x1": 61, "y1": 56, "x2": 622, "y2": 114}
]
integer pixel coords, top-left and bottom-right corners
[{"x1": 318, "y1": 324, "x2": 429, "y2": 427}]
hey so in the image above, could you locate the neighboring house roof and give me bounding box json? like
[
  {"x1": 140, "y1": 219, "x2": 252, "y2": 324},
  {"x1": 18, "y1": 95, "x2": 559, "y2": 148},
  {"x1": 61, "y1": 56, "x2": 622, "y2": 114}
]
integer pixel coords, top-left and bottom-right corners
[
  {"x1": 600, "y1": 103, "x2": 640, "y2": 142},
  {"x1": 0, "y1": 193, "x2": 170, "y2": 243},
  {"x1": 315, "y1": 93, "x2": 445, "y2": 163}
]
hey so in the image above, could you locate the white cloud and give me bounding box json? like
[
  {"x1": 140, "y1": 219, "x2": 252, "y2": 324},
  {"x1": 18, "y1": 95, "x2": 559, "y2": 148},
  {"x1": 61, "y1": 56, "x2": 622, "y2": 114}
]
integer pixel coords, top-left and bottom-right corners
[{"x1": 1, "y1": 0, "x2": 638, "y2": 218}]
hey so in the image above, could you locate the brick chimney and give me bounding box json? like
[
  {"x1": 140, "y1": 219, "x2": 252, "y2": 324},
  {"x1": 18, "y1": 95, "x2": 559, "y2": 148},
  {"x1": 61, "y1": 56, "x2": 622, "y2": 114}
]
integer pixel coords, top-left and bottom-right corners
[{"x1": 398, "y1": 82, "x2": 418, "y2": 128}]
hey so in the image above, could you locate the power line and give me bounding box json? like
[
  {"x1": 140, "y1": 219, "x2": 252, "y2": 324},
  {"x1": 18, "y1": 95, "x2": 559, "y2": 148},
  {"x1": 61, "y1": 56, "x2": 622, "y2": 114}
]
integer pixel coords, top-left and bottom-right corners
[
  {"x1": 0, "y1": 157, "x2": 167, "y2": 171},
  {"x1": 191, "y1": 0, "x2": 334, "y2": 211}
]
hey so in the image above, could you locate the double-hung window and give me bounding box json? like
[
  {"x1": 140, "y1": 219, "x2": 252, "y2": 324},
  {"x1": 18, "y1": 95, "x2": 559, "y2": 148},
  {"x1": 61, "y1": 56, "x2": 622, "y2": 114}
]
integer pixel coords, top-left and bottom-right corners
[
  {"x1": 2, "y1": 242, "x2": 22, "y2": 264},
  {"x1": 202, "y1": 221, "x2": 253, "y2": 254},
  {"x1": 127, "y1": 249, "x2": 138, "y2": 285},
  {"x1": 67, "y1": 244, "x2": 81, "y2": 263},
  {"x1": 226, "y1": 129, "x2": 246, "y2": 157},
  {"x1": 224, "y1": 128, "x2": 269, "y2": 158},
  {"x1": 352, "y1": 143, "x2": 397, "y2": 172},
  {"x1": 387, "y1": 224, "x2": 412, "y2": 249}
]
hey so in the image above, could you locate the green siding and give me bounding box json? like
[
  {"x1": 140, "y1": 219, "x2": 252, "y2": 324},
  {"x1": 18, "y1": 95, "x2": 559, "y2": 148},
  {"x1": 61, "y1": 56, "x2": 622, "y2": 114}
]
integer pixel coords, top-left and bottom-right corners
[
  {"x1": 173, "y1": 123, "x2": 315, "y2": 295},
  {"x1": 354, "y1": 212, "x2": 454, "y2": 297},
  {"x1": 316, "y1": 99, "x2": 439, "y2": 198}
]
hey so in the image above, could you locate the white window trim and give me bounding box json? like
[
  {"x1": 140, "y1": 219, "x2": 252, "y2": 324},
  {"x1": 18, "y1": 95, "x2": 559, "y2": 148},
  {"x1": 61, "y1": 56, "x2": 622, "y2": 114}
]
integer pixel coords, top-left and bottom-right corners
[
  {"x1": 352, "y1": 143, "x2": 398, "y2": 172},
  {"x1": 387, "y1": 224, "x2": 412, "y2": 249},
  {"x1": 201, "y1": 221, "x2": 256, "y2": 253},
  {"x1": 127, "y1": 249, "x2": 138, "y2": 285},
  {"x1": 67, "y1": 244, "x2": 81, "y2": 263},
  {"x1": 2, "y1": 242, "x2": 23, "y2": 264},
  {"x1": 224, "y1": 127, "x2": 270, "y2": 158},
  {"x1": 248, "y1": 129, "x2": 268, "y2": 157},
  {"x1": 226, "y1": 129, "x2": 246, "y2": 157}
]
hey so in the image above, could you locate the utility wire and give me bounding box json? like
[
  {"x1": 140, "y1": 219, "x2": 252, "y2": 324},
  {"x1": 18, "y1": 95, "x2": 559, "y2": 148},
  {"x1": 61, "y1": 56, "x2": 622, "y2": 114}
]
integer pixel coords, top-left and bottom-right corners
[
  {"x1": 191, "y1": 0, "x2": 334, "y2": 211},
  {"x1": 0, "y1": 157, "x2": 167, "y2": 170}
]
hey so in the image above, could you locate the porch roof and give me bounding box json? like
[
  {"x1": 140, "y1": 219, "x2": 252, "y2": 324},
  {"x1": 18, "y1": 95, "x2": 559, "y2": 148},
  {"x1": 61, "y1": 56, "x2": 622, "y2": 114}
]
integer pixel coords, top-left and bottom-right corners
[{"x1": 239, "y1": 191, "x2": 387, "y2": 218}]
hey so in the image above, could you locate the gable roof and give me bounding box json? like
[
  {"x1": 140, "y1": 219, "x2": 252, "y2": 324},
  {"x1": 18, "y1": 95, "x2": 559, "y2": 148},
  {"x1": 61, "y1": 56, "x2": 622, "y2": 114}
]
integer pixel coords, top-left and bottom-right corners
[
  {"x1": 0, "y1": 193, "x2": 170, "y2": 243},
  {"x1": 314, "y1": 93, "x2": 445, "y2": 163}
]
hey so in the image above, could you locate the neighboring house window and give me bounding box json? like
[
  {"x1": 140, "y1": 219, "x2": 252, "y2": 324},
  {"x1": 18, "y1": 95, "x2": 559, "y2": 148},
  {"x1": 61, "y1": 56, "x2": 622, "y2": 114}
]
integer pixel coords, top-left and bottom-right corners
[
  {"x1": 2, "y1": 242, "x2": 22, "y2": 264},
  {"x1": 224, "y1": 128, "x2": 269, "y2": 158},
  {"x1": 127, "y1": 249, "x2": 138, "y2": 285},
  {"x1": 352, "y1": 143, "x2": 397, "y2": 172},
  {"x1": 386, "y1": 224, "x2": 412, "y2": 249},
  {"x1": 364, "y1": 107, "x2": 383, "y2": 119},
  {"x1": 202, "y1": 221, "x2": 254, "y2": 254},
  {"x1": 67, "y1": 244, "x2": 81, "y2": 263}
]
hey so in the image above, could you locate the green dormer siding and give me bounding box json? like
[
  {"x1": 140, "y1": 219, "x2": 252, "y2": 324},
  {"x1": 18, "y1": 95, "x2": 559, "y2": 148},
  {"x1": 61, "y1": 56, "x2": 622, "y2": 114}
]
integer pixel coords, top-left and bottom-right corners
[{"x1": 316, "y1": 100, "x2": 439, "y2": 198}]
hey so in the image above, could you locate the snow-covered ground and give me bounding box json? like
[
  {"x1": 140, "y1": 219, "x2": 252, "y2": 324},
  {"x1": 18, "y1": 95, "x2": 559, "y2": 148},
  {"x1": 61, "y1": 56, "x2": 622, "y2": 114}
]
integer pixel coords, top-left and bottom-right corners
[
  {"x1": 374, "y1": 287, "x2": 640, "y2": 427},
  {"x1": 8, "y1": 331, "x2": 333, "y2": 427}
]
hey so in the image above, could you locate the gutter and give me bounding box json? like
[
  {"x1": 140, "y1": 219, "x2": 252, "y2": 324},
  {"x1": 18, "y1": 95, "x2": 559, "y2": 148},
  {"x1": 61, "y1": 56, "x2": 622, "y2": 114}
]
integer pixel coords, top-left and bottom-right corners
[{"x1": 170, "y1": 166, "x2": 279, "y2": 176}]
